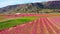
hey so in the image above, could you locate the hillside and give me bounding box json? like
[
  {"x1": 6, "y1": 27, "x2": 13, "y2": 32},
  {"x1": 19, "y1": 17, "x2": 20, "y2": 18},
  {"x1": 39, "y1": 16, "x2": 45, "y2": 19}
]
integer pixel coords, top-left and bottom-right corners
[{"x1": 0, "y1": 1, "x2": 60, "y2": 14}]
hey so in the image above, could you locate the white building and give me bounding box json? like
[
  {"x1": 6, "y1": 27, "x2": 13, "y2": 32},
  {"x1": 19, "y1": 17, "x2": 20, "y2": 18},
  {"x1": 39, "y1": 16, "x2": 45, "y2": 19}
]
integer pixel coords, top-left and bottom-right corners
[{"x1": 16, "y1": 13, "x2": 21, "y2": 15}]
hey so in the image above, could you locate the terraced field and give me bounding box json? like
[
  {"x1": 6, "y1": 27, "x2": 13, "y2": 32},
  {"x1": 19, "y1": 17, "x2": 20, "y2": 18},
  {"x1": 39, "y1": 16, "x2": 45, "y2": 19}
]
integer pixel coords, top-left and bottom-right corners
[{"x1": 0, "y1": 14, "x2": 60, "y2": 34}]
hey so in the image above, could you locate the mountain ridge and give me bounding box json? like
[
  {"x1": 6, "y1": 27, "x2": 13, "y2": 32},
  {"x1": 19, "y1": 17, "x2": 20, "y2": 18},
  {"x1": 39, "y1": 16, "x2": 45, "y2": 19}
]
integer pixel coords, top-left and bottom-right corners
[{"x1": 0, "y1": 1, "x2": 60, "y2": 14}]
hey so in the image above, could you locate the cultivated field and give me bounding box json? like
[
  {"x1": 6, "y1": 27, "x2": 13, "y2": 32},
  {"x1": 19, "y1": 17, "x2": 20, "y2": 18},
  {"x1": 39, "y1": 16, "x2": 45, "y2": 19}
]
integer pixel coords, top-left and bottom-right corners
[{"x1": 0, "y1": 14, "x2": 60, "y2": 34}]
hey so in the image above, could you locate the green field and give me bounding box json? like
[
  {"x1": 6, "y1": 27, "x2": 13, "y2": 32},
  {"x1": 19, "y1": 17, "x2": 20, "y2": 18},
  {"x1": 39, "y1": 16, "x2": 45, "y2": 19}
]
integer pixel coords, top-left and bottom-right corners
[{"x1": 0, "y1": 16, "x2": 38, "y2": 30}]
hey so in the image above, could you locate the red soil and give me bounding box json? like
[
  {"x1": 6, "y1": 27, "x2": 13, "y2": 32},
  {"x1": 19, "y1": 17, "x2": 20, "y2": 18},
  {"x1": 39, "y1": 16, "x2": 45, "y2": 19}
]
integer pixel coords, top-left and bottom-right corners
[{"x1": 0, "y1": 14, "x2": 60, "y2": 34}]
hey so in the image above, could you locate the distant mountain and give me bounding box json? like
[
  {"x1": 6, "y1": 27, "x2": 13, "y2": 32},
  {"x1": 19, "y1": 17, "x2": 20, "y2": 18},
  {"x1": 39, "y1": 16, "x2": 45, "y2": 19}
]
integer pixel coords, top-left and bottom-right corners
[
  {"x1": 44, "y1": 1, "x2": 60, "y2": 9},
  {"x1": 0, "y1": 1, "x2": 60, "y2": 14}
]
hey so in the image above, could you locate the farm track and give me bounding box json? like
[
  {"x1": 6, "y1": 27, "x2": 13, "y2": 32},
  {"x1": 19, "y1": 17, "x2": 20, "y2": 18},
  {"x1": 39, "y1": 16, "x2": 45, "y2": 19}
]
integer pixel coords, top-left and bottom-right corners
[{"x1": 0, "y1": 14, "x2": 60, "y2": 34}]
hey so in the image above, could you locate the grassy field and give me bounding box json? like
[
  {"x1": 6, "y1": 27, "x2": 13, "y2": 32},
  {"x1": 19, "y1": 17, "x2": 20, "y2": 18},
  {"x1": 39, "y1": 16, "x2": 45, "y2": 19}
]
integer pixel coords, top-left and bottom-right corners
[{"x1": 0, "y1": 16, "x2": 38, "y2": 30}]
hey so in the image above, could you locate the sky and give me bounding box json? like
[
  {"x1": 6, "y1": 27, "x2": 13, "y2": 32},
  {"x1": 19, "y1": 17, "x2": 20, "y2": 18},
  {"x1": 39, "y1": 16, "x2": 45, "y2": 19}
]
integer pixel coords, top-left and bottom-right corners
[{"x1": 0, "y1": 0, "x2": 51, "y2": 8}]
